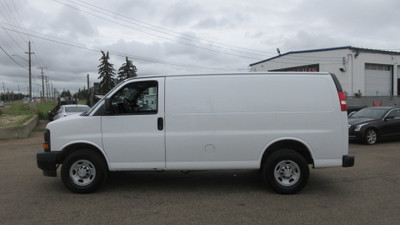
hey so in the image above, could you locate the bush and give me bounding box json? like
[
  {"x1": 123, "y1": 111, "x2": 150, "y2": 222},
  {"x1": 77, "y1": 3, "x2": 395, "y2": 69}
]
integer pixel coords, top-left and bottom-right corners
[{"x1": 35, "y1": 101, "x2": 57, "y2": 120}]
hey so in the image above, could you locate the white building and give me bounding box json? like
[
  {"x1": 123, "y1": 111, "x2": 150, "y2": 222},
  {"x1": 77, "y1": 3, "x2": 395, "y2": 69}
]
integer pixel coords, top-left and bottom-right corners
[{"x1": 250, "y1": 46, "x2": 400, "y2": 97}]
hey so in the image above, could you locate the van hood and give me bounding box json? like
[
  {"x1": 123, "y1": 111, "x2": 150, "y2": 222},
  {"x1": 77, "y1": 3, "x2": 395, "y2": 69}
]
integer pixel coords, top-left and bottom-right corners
[{"x1": 47, "y1": 114, "x2": 83, "y2": 128}]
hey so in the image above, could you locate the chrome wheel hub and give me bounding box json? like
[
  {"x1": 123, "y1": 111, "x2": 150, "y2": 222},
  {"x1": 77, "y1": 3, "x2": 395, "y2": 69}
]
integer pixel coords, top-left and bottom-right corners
[
  {"x1": 274, "y1": 160, "x2": 300, "y2": 186},
  {"x1": 77, "y1": 166, "x2": 91, "y2": 178},
  {"x1": 70, "y1": 160, "x2": 96, "y2": 186}
]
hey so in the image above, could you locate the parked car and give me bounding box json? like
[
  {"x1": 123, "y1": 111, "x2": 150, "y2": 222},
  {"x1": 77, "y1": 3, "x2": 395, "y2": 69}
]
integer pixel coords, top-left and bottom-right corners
[
  {"x1": 347, "y1": 105, "x2": 367, "y2": 116},
  {"x1": 348, "y1": 106, "x2": 400, "y2": 144},
  {"x1": 48, "y1": 97, "x2": 79, "y2": 121},
  {"x1": 53, "y1": 104, "x2": 90, "y2": 120},
  {"x1": 0, "y1": 100, "x2": 5, "y2": 108},
  {"x1": 22, "y1": 97, "x2": 30, "y2": 104}
]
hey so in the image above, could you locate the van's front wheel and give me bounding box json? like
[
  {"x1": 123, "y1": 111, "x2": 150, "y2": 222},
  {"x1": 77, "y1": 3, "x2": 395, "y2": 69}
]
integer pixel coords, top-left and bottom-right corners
[
  {"x1": 263, "y1": 150, "x2": 309, "y2": 194},
  {"x1": 61, "y1": 150, "x2": 108, "y2": 193}
]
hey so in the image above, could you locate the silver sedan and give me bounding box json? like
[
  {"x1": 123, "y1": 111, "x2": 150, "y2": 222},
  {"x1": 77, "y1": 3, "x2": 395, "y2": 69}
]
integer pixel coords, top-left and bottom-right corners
[{"x1": 53, "y1": 104, "x2": 90, "y2": 120}]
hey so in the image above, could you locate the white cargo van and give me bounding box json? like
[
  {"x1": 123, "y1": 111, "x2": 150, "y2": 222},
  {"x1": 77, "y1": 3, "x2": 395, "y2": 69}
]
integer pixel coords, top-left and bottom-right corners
[{"x1": 37, "y1": 72, "x2": 354, "y2": 194}]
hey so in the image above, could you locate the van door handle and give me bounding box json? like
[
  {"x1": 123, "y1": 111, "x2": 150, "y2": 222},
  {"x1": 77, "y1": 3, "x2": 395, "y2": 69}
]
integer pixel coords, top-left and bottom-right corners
[{"x1": 157, "y1": 117, "x2": 164, "y2": 130}]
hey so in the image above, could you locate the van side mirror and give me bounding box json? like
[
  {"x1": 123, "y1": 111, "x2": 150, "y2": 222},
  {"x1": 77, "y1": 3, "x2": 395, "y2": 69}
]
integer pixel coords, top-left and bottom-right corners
[{"x1": 104, "y1": 98, "x2": 113, "y2": 115}]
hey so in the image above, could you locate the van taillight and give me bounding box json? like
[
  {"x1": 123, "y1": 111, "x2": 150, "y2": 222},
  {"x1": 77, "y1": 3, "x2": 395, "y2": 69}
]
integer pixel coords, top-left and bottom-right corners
[{"x1": 338, "y1": 92, "x2": 347, "y2": 111}]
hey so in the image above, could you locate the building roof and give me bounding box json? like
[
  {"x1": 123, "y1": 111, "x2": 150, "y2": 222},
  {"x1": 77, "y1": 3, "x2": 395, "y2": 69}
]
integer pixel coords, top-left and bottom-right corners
[{"x1": 249, "y1": 46, "x2": 400, "y2": 66}]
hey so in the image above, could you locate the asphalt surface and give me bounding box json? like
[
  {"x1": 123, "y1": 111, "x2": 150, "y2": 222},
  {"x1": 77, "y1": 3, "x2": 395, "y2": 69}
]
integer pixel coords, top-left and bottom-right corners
[{"x1": 0, "y1": 122, "x2": 399, "y2": 225}]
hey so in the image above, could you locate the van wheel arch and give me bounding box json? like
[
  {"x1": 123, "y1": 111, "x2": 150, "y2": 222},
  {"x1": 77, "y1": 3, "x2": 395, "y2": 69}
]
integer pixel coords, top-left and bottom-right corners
[
  {"x1": 61, "y1": 149, "x2": 108, "y2": 193},
  {"x1": 60, "y1": 143, "x2": 108, "y2": 169},
  {"x1": 261, "y1": 140, "x2": 313, "y2": 170},
  {"x1": 263, "y1": 149, "x2": 309, "y2": 194}
]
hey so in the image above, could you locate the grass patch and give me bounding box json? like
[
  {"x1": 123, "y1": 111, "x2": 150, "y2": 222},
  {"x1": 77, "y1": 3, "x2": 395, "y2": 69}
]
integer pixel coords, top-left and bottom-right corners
[
  {"x1": 33, "y1": 127, "x2": 46, "y2": 132},
  {"x1": 19, "y1": 114, "x2": 34, "y2": 125},
  {"x1": 4, "y1": 102, "x2": 33, "y2": 115},
  {"x1": 0, "y1": 101, "x2": 56, "y2": 128},
  {"x1": 35, "y1": 101, "x2": 57, "y2": 120},
  {"x1": 78, "y1": 99, "x2": 87, "y2": 105},
  {"x1": 3, "y1": 101, "x2": 56, "y2": 118},
  {"x1": 0, "y1": 115, "x2": 33, "y2": 127}
]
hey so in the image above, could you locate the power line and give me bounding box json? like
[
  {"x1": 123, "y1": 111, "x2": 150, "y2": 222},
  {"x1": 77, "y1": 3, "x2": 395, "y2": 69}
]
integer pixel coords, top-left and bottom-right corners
[
  {"x1": 31, "y1": 42, "x2": 47, "y2": 67},
  {"x1": 0, "y1": 0, "x2": 26, "y2": 52},
  {"x1": 0, "y1": 2, "x2": 47, "y2": 70},
  {"x1": 53, "y1": 0, "x2": 265, "y2": 61},
  {"x1": 64, "y1": 0, "x2": 273, "y2": 57},
  {"x1": 1, "y1": 25, "x2": 243, "y2": 71},
  {"x1": 0, "y1": 46, "x2": 28, "y2": 69},
  {"x1": 9, "y1": 0, "x2": 28, "y2": 42}
]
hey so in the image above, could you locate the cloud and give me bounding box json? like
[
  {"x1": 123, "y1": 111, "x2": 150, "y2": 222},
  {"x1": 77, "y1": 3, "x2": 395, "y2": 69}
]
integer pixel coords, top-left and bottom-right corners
[
  {"x1": 193, "y1": 18, "x2": 229, "y2": 29},
  {"x1": 1, "y1": 0, "x2": 400, "y2": 95},
  {"x1": 282, "y1": 31, "x2": 345, "y2": 52},
  {"x1": 161, "y1": 1, "x2": 205, "y2": 27},
  {"x1": 50, "y1": 6, "x2": 98, "y2": 39}
]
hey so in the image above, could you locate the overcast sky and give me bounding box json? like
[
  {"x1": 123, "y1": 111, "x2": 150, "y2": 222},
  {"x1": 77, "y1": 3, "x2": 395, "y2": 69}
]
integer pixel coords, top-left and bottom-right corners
[{"x1": 1, "y1": 0, "x2": 399, "y2": 96}]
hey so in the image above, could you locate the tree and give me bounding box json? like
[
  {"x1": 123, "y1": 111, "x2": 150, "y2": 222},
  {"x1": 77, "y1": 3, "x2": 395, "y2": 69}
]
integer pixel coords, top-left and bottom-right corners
[
  {"x1": 97, "y1": 51, "x2": 116, "y2": 94},
  {"x1": 117, "y1": 57, "x2": 137, "y2": 83},
  {"x1": 60, "y1": 89, "x2": 72, "y2": 97},
  {"x1": 73, "y1": 87, "x2": 88, "y2": 100}
]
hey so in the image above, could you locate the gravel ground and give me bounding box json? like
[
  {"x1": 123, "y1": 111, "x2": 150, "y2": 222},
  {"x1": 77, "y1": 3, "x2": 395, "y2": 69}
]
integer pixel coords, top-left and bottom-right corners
[{"x1": 0, "y1": 122, "x2": 399, "y2": 225}]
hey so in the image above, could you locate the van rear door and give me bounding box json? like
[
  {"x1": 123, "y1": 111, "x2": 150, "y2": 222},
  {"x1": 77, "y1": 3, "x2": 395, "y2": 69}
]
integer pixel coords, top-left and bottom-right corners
[{"x1": 101, "y1": 78, "x2": 166, "y2": 170}]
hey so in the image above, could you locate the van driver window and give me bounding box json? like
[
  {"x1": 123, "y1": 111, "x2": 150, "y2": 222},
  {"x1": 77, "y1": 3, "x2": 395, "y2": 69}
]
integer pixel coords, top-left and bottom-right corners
[{"x1": 110, "y1": 81, "x2": 158, "y2": 114}]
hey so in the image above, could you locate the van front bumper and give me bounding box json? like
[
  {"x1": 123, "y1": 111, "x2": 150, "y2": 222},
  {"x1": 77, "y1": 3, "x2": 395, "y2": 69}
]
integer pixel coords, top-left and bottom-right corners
[
  {"x1": 342, "y1": 155, "x2": 355, "y2": 167},
  {"x1": 37, "y1": 150, "x2": 61, "y2": 177}
]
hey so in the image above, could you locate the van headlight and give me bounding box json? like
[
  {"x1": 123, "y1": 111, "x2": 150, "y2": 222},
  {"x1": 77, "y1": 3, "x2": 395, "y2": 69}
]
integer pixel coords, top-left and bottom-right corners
[{"x1": 354, "y1": 123, "x2": 367, "y2": 132}]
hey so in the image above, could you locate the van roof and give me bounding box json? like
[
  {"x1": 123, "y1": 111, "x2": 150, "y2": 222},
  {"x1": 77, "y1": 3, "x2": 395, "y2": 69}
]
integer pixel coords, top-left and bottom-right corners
[{"x1": 126, "y1": 72, "x2": 332, "y2": 80}]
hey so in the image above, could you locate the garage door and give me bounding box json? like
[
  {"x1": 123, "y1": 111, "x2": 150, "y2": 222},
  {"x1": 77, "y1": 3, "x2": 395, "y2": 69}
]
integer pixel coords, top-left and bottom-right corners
[{"x1": 365, "y1": 63, "x2": 392, "y2": 96}]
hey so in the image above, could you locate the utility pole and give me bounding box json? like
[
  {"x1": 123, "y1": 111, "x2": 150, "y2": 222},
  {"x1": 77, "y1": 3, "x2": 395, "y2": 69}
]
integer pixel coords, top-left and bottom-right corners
[
  {"x1": 45, "y1": 76, "x2": 50, "y2": 100},
  {"x1": 87, "y1": 74, "x2": 90, "y2": 90},
  {"x1": 38, "y1": 66, "x2": 47, "y2": 101},
  {"x1": 50, "y1": 82, "x2": 54, "y2": 101},
  {"x1": 25, "y1": 41, "x2": 34, "y2": 101}
]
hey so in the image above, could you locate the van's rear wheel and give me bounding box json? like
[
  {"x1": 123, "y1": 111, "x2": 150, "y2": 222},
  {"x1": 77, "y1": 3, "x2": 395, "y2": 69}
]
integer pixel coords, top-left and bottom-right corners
[
  {"x1": 61, "y1": 150, "x2": 108, "y2": 193},
  {"x1": 263, "y1": 150, "x2": 309, "y2": 194}
]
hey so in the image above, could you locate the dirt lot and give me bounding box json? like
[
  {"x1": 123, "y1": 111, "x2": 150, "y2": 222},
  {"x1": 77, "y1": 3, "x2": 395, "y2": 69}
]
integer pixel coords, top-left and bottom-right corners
[{"x1": 0, "y1": 124, "x2": 399, "y2": 225}]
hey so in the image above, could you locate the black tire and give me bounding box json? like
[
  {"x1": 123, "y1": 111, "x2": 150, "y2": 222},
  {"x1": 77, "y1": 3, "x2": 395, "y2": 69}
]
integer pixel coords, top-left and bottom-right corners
[
  {"x1": 363, "y1": 129, "x2": 377, "y2": 145},
  {"x1": 263, "y1": 149, "x2": 309, "y2": 194},
  {"x1": 61, "y1": 150, "x2": 108, "y2": 193}
]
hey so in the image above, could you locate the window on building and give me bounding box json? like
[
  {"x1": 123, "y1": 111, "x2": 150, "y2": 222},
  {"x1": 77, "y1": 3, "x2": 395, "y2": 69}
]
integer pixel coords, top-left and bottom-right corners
[{"x1": 365, "y1": 63, "x2": 391, "y2": 71}]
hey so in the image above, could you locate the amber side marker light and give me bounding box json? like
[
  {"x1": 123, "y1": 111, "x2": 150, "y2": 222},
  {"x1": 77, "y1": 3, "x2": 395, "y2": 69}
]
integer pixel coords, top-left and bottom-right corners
[{"x1": 43, "y1": 143, "x2": 50, "y2": 152}]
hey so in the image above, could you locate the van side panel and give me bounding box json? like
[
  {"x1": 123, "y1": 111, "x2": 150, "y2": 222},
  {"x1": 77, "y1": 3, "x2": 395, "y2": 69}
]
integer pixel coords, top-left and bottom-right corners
[{"x1": 165, "y1": 74, "x2": 347, "y2": 170}]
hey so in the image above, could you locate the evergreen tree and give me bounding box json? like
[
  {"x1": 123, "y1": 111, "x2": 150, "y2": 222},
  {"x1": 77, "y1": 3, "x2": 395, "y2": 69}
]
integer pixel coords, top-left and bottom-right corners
[
  {"x1": 73, "y1": 87, "x2": 89, "y2": 100},
  {"x1": 60, "y1": 89, "x2": 72, "y2": 97},
  {"x1": 117, "y1": 57, "x2": 137, "y2": 83},
  {"x1": 97, "y1": 51, "x2": 116, "y2": 94}
]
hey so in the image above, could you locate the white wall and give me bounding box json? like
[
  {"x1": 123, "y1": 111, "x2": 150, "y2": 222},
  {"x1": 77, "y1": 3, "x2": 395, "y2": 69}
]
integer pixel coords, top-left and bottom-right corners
[{"x1": 250, "y1": 48, "x2": 400, "y2": 97}]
